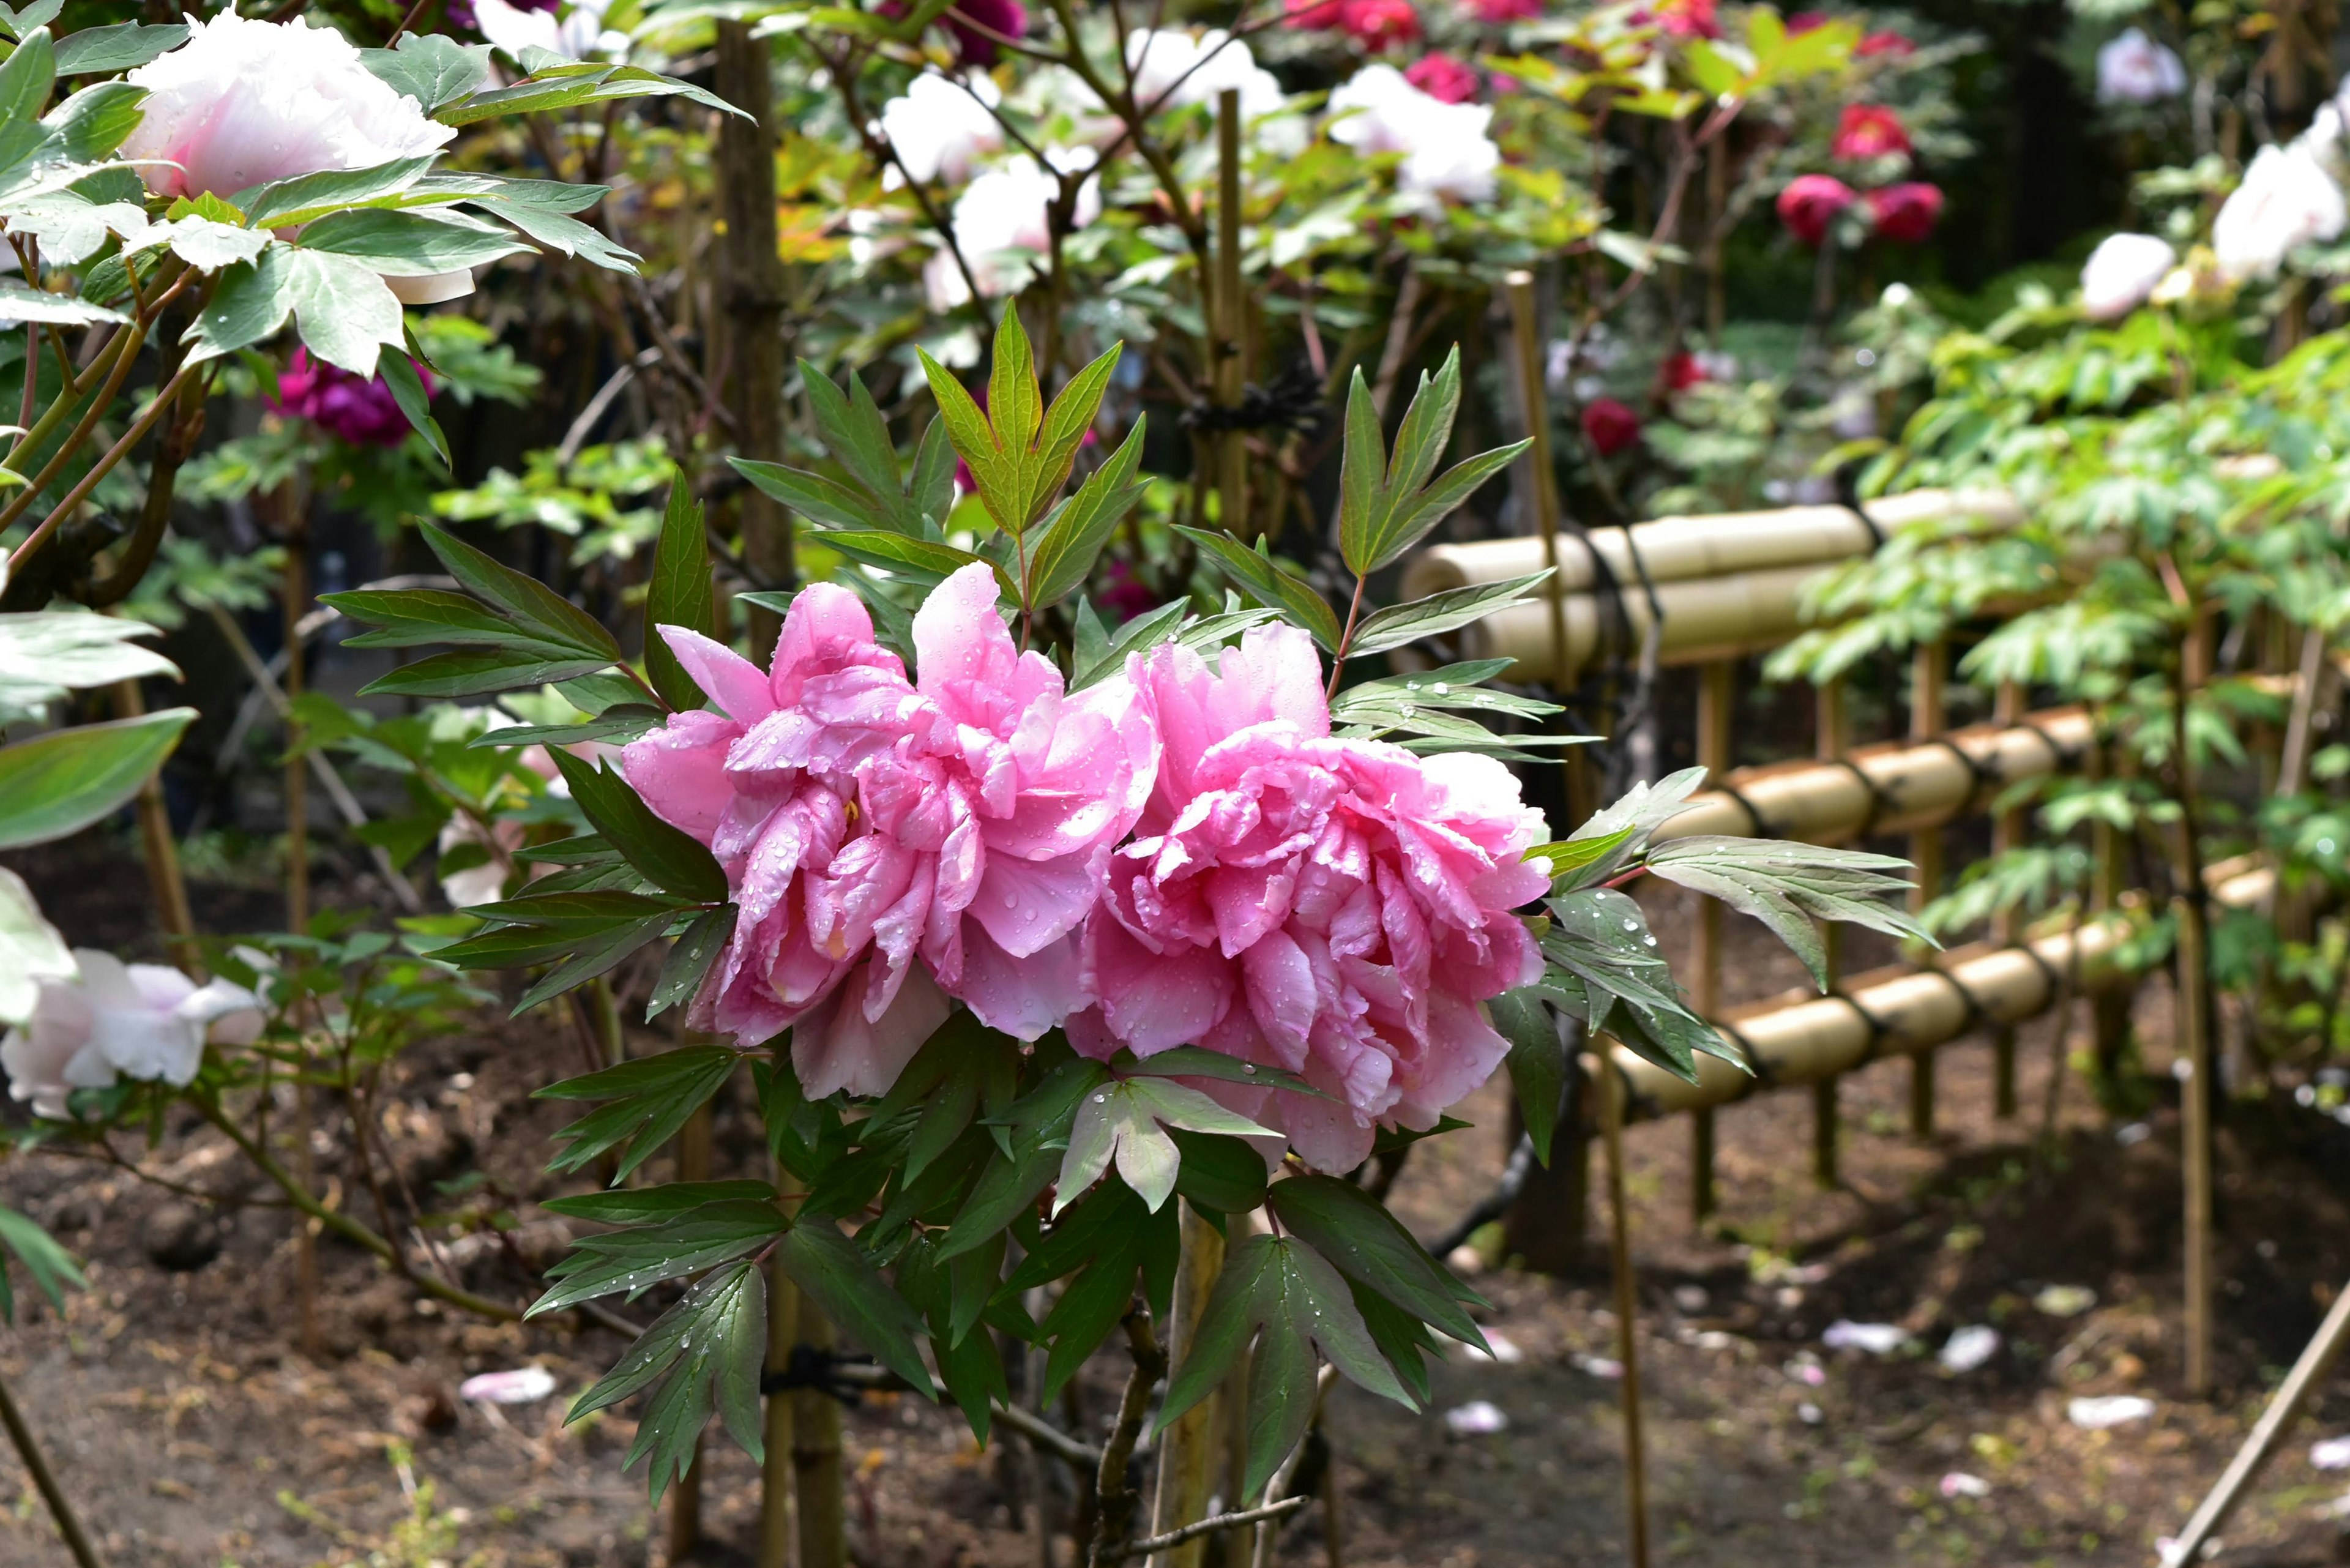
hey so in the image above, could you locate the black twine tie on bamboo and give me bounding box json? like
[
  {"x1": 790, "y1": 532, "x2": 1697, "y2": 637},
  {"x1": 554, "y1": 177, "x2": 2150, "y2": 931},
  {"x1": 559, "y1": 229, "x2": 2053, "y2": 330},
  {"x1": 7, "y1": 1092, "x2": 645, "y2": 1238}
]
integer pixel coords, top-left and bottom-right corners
[
  {"x1": 1179, "y1": 360, "x2": 1332, "y2": 439},
  {"x1": 1712, "y1": 775, "x2": 1780, "y2": 838},
  {"x1": 1822, "y1": 754, "x2": 1895, "y2": 838},
  {"x1": 1712, "y1": 1017, "x2": 1774, "y2": 1090},
  {"x1": 2009, "y1": 935, "x2": 2072, "y2": 1009},
  {"x1": 1920, "y1": 964, "x2": 1993, "y2": 1039},
  {"x1": 1837, "y1": 987, "x2": 1898, "y2": 1064},
  {"x1": 1917, "y1": 734, "x2": 1999, "y2": 815},
  {"x1": 760, "y1": 1346, "x2": 875, "y2": 1403}
]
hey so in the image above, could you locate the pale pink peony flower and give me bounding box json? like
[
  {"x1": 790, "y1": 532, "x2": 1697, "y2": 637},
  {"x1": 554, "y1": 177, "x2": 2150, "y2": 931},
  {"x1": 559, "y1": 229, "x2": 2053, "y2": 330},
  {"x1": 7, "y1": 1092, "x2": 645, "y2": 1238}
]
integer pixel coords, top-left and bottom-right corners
[
  {"x1": 1, "y1": 952, "x2": 263, "y2": 1119},
  {"x1": 1068, "y1": 624, "x2": 1550, "y2": 1173},
  {"x1": 122, "y1": 13, "x2": 469, "y2": 304},
  {"x1": 621, "y1": 564, "x2": 1156, "y2": 1098}
]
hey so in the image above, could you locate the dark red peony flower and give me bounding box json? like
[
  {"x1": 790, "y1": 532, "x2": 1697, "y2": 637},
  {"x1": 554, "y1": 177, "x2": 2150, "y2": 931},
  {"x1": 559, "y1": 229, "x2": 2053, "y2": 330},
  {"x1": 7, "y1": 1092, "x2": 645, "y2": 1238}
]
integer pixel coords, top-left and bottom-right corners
[
  {"x1": 1581, "y1": 398, "x2": 1641, "y2": 457},
  {"x1": 1856, "y1": 29, "x2": 1914, "y2": 56},
  {"x1": 1786, "y1": 10, "x2": 1827, "y2": 31},
  {"x1": 1466, "y1": 0, "x2": 1541, "y2": 20},
  {"x1": 1660, "y1": 350, "x2": 1707, "y2": 393},
  {"x1": 1405, "y1": 53, "x2": 1481, "y2": 102},
  {"x1": 270, "y1": 349, "x2": 433, "y2": 448},
  {"x1": 943, "y1": 0, "x2": 1026, "y2": 64},
  {"x1": 1777, "y1": 173, "x2": 1857, "y2": 245},
  {"x1": 1831, "y1": 103, "x2": 1911, "y2": 160},
  {"x1": 1865, "y1": 181, "x2": 1943, "y2": 243}
]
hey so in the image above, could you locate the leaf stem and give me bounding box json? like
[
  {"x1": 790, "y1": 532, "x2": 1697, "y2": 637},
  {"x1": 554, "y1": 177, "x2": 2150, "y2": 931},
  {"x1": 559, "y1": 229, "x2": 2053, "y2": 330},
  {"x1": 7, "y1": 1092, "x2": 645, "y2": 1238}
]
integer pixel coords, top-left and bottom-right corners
[
  {"x1": 0, "y1": 1368, "x2": 105, "y2": 1568},
  {"x1": 1325, "y1": 573, "x2": 1368, "y2": 700}
]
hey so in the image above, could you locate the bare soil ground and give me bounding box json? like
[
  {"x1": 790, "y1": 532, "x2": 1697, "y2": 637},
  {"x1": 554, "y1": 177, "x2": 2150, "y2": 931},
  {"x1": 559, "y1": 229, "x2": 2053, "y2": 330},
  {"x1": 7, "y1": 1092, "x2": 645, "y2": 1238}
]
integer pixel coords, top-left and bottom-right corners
[{"x1": 7, "y1": 840, "x2": 2350, "y2": 1568}]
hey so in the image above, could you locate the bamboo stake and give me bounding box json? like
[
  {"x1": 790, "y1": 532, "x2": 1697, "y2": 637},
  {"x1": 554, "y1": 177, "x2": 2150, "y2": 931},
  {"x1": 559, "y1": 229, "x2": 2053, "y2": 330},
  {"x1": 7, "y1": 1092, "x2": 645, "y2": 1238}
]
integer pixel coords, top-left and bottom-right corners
[
  {"x1": 2179, "y1": 881, "x2": 2215, "y2": 1400},
  {"x1": 1907, "y1": 642, "x2": 1945, "y2": 1141},
  {"x1": 1214, "y1": 89, "x2": 1247, "y2": 539},
  {"x1": 796, "y1": 1298, "x2": 848, "y2": 1568},
  {"x1": 714, "y1": 20, "x2": 793, "y2": 646},
  {"x1": 1814, "y1": 677, "x2": 1849, "y2": 1186},
  {"x1": 1597, "y1": 1057, "x2": 1650, "y2": 1568},
  {"x1": 759, "y1": 1173, "x2": 799, "y2": 1568},
  {"x1": 1991, "y1": 679, "x2": 2024, "y2": 1118},
  {"x1": 1146, "y1": 1204, "x2": 1227, "y2": 1568},
  {"x1": 0, "y1": 1369, "x2": 104, "y2": 1568},
  {"x1": 2162, "y1": 1274, "x2": 2350, "y2": 1565},
  {"x1": 1503, "y1": 272, "x2": 1569, "y2": 695},
  {"x1": 669, "y1": 1095, "x2": 714, "y2": 1564},
  {"x1": 278, "y1": 502, "x2": 323, "y2": 1362},
  {"x1": 2089, "y1": 729, "x2": 2131, "y2": 1082},
  {"x1": 111, "y1": 679, "x2": 197, "y2": 971},
  {"x1": 1689, "y1": 659, "x2": 1733, "y2": 1226}
]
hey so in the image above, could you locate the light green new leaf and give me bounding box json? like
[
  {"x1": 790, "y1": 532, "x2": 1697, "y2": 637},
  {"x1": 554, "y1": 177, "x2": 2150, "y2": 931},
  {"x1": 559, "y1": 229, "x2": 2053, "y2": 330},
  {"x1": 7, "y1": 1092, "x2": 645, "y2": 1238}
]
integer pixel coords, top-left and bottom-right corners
[
  {"x1": 358, "y1": 32, "x2": 493, "y2": 111},
  {"x1": 54, "y1": 21, "x2": 187, "y2": 75},
  {"x1": 0, "y1": 707, "x2": 192, "y2": 850},
  {"x1": 1641, "y1": 835, "x2": 1933, "y2": 989},
  {"x1": 1055, "y1": 1078, "x2": 1272, "y2": 1215},
  {"x1": 296, "y1": 205, "x2": 530, "y2": 277},
  {"x1": 1336, "y1": 349, "x2": 1530, "y2": 577},
  {"x1": 281, "y1": 248, "x2": 405, "y2": 375}
]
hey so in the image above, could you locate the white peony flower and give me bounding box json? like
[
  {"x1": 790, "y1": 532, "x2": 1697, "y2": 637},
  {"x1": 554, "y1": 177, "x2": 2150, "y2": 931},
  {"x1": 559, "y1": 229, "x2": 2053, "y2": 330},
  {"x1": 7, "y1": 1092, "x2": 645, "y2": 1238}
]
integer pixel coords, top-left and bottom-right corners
[
  {"x1": 2080, "y1": 231, "x2": 2176, "y2": 319},
  {"x1": 923, "y1": 151, "x2": 1102, "y2": 311},
  {"x1": 879, "y1": 73, "x2": 1005, "y2": 187},
  {"x1": 1, "y1": 952, "x2": 263, "y2": 1120},
  {"x1": 2214, "y1": 140, "x2": 2347, "y2": 283},
  {"x1": 476, "y1": 0, "x2": 628, "y2": 63},
  {"x1": 1327, "y1": 64, "x2": 1501, "y2": 207},
  {"x1": 2095, "y1": 28, "x2": 2187, "y2": 105},
  {"x1": 122, "y1": 13, "x2": 469, "y2": 304},
  {"x1": 1125, "y1": 29, "x2": 1286, "y2": 121}
]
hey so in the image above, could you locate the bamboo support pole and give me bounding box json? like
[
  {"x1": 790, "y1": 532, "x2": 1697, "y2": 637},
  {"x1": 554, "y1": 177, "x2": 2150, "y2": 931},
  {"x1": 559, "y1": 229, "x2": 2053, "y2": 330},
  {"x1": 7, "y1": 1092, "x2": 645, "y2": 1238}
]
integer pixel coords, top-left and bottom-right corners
[
  {"x1": 714, "y1": 19, "x2": 792, "y2": 645},
  {"x1": 1813, "y1": 678, "x2": 1849, "y2": 1187},
  {"x1": 1595, "y1": 1059, "x2": 1651, "y2": 1568},
  {"x1": 1398, "y1": 491, "x2": 2021, "y2": 684},
  {"x1": 1605, "y1": 864, "x2": 2275, "y2": 1124},
  {"x1": 1990, "y1": 680, "x2": 2024, "y2": 1117},
  {"x1": 111, "y1": 679, "x2": 198, "y2": 969},
  {"x1": 1147, "y1": 1205, "x2": 1228, "y2": 1568},
  {"x1": 2179, "y1": 880, "x2": 2217, "y2": 1399},
  {"x1": 1908, "y1": 643, "x2": 1945, "y2": 1140},
  {"x1": 1688, "y1": 660, "x2": 1733, "y2": 1226},
  {"x1": 1502, "y1": 272, "x2": 1570, "y2": 695},
  {"x1": 1213, "y1": 90, "x2": 1247, "y2": 538}
]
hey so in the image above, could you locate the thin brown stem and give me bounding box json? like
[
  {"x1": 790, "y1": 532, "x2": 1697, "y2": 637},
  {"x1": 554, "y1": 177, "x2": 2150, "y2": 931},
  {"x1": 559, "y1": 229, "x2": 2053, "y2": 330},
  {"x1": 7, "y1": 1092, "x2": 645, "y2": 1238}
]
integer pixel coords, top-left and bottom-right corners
[
  {"x1": 1086, "y1": 1310, "x2": 1166, "y2": 1567},
  {"x1": 0, "y1": 1370, "x2": 105, "y2": 1568}
]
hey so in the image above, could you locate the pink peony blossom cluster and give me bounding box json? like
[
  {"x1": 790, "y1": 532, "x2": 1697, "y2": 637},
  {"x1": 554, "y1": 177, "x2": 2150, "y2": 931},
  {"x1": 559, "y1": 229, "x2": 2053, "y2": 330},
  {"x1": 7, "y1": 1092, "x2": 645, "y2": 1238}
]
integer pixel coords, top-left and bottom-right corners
[{"x1": 622, "y1": 567, "x2": 1550, "y2": 1171}]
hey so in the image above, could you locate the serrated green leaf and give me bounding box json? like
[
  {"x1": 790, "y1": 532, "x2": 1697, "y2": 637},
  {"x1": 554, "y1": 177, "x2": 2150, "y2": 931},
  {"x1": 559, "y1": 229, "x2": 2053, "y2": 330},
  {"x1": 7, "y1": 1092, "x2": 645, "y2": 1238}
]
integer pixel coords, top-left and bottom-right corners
[
  {"x1": 1175, "y1": 526, "x2": 1343, "y2": 651},
  {"x1": 545, "y1": 750, "x2": 725, "y2": 902},
  {"x1": 1642, "y1": 835, "x2": 1932, "y2": 989},
  {"x1": 1490, "y1": 987, "x2": 1563, "y2": 1165},
  {"x1": 777, "y1": 1219, "x2": 938, "y2": 1398},
  {"x1": 535, "y1": 1045, "x2": 738, "y2": 1182},
  {"x1": 643, "y1": 480, "x2": 715, "y2": 712},
  {"x1": 1346, "y1": 570, "x2": 1554, "y2": 659}
]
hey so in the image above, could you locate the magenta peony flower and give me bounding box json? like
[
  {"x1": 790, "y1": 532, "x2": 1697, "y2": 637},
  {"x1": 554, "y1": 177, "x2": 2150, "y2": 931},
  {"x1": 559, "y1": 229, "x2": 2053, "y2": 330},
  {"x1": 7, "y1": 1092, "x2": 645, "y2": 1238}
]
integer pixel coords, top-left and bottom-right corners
[
  {"x1": 1856, "y1": 29, "x2": 1915, "y2": 57},
  {"x1": 944, "y1": 0, "x2": 1027, "y2": 62},
  {"x1": 622, "y1": 564, "x2": 1157, "y2": 1097},
  {"x1": 270, "y1": 349, "x2": 435, "y2": 447},
  {"x1": 1464, "y1": 0, "x2": 1541, "y2": 20},
  {"x1": 1067, "y1": 624, "x2": 1548, "y2": 1173},
  {"x1": 1777, "y1": 173, "x2": 1857, "y2": 245},
  {"x1": 1405, "y1": 54, "x2": 1482, "y2": 103},
  {"x1": 1830, "y1": 103, "x2": 1911, "y2": 160},
  {"x1": 1866, "y1": 181, "x2": 1944, "y2": 243}
]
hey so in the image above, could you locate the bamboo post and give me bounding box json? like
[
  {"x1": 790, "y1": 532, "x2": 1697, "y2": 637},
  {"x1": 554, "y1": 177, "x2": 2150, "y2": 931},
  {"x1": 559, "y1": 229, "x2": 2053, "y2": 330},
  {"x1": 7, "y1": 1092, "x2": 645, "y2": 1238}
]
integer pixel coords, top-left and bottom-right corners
[
  {"x1": 278, "y1": 506, "x2": 322, "y2": 1362},
  {"x1": 1502, "y1": 272, "x2": 1570, "y2": 696},
  {"x1": 1689, "y1": 659, "x2": 1733, "y2": 1226},
  {"x1": 714, "y1": 20, "x2": 792, "y2": 652},
  {"x1": 1991, "y1": 679, "x2": 2024, "y2": 1118},
  {"x1": 795, "y1": 1301, "x2": 848, "y2": 1568},
  {"x1": 111, "y1": 679, "x2": 198, "y2": 970},
  {"x1": 2089, "y1": 728, "x2": 2131, "y2": 1082},
  {"x1": 2162, "y1": 1272, "x2": 2350, "y2": 1564},
  {"x1": 1213, "y1": 90, "x2": 1247, "y2": 538},
  {"x1": 669, "y1": 1096, "x2": 715, "y2": 1563},
  {"x1": 760, "y1": 1143, "x2": 799, "y2": 1568},
  {"x1": 1907, "y1": 641, "x2": 1945, "y2": 1140},
  {"x1": 1597, "y1": 1057, "x2": 1651, "y2": 1568},
  {"x1": 2179, "y1": 878, "x2": 2216, "y2": 1399},
  {"x1": 1147, "y1": 1205, "x2": 1228, "y2": 1568}
]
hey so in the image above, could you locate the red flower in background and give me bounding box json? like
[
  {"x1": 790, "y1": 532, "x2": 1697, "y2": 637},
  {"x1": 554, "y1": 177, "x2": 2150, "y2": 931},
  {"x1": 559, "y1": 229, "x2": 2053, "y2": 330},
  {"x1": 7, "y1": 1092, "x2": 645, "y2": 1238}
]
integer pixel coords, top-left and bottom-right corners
[
  {"x1": 1286, "y1": 0, "x2": 1420, "y2": 44},
  {"x1": 1405, "y1": 53, "x2": 1481, "y2": 102},
  {"x1": 1581, "y1": 398, "x2": 1641, "y2": 456},
  {"x1": 1856, "y1": 29, "x2": 1914, "y2": 56},
  {"x1": 1786, "y1": 10, "x2": 1827, "y2": 31},
  {"x1": 1466, "y1": 0, "x2": 1540, "y2": 21},
  {"x1": 1777, "y1": 173, "x2": 1857, "y2": 245},
  {"x1": 271, "y1": 348, "x2": 431, "y2": 448},
  {"x1": 1660, "y1": 350, "x2": 1708, "y2": 393},
  {"x1": 1866, "y1": 181, "x2": 1943, "y2": 242},
  {"x1": 942, "y1": 0, "x2": 1026, "y2": 64},
  {"x1": 1831, "y1": 103, "x2": 1910, "y2": 160},
  {"x1": 1636, "y1": 0, "x2": 1720, "y2": 38}
]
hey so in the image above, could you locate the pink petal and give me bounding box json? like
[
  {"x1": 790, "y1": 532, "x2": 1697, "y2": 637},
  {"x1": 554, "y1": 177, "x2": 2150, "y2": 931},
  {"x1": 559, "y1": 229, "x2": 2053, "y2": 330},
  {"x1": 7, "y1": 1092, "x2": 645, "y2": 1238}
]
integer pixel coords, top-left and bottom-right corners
[
  {"x1": 955, "y1": 923, "x2": 1086, "y2": 1040},
  {"x1": 1091, "y1": 914, "x2": 1233, "y2": 1055},
  {"x1": 621, "y1": 711, "x2": 740, "y2": 841},
  {"x1": 657, "y1": 625, "x2": 774, "y2": 722},
  {"x1": 792, "y1": 958, "x2": 949, "y2": 1098},
  {"x1": 970, "y1": 849, "x2": 1101, "y2": 958}
]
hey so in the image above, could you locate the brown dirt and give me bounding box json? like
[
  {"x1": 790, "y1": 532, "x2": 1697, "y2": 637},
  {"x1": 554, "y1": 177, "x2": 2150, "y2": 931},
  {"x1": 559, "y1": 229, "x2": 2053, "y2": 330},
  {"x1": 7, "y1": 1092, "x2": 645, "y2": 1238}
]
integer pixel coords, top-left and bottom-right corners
[{"x1": 5, "y1": 842, "x2": 2350, "y2": 1568}]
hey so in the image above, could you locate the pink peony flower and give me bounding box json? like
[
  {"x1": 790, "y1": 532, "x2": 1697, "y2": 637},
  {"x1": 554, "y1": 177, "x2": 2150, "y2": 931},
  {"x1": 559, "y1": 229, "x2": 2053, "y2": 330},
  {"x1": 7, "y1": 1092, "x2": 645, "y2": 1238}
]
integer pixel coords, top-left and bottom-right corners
[
  {"x1": 1778, "y1": 173, "x2": 1857, "y2": 245},
  {"x1": 1856, "y1": 29, "x2": 1915, "y2": 57},
  {"x1": 1866, "y1": 181, "x2": 1943, "y2": 243},
  {"x1": 1465, "y1": 0, "x2": 1541, "y2": 20},
  {"x1": 1405, "y1": 54, "x2": 1482, "y2": 103},
  {"x1": 1286, "y1": 0, "x2": 1420, "y2": 45},
  {"x1": 1785, "y1": 10, "x2": 1827, "y2": 31},
  {"x1": 1637, "y1": 0, "x2": 1720, "y2": 40},
  {"x1": 622, "y1": 564, "x2": 1157, "y2": 1097},
  {"x1": 271, "y1": 348, "x2": 434, "y2": 448},
  {"x1": 1068, "y1": 624, "x2": 1548, "y2": 1173},
  {"x1": 1581, "y1": 397, "x2": 1641, "y2": 455},
  {"x1": 1830, "y1": 103, "x2": 1911, "y2": 160},
  {"x1": 946, "y1": 0, "x2": 1027, "y2": 62}
]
